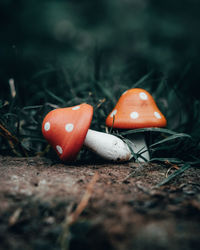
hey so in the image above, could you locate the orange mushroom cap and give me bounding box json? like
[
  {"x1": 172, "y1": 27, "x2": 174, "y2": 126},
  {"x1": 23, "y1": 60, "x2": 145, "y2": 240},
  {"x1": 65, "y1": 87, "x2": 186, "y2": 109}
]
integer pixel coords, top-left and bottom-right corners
[
  {"x1": 42, "y1": 103, "x2": 93, "y2": 161},
  {"x1": 106, "y1": 88, "x2": 167, "y2": 129}
]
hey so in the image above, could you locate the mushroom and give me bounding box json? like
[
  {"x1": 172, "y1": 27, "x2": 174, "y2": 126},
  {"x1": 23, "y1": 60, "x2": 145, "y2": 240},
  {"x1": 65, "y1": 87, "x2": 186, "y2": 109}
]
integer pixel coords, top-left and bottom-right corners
[
  {"x1": 42, "y1": 103, "x2": 132, "y2": 162},
  {"x1": 106, "y1": 88, "x2": 167, "y2": 162}
]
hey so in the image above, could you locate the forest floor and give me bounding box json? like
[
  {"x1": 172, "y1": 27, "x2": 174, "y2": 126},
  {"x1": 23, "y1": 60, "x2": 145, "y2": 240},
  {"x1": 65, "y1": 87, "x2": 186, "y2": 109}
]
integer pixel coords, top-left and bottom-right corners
[{"x1": 0, "y1": 156, "x2": 200, "y2": 250}]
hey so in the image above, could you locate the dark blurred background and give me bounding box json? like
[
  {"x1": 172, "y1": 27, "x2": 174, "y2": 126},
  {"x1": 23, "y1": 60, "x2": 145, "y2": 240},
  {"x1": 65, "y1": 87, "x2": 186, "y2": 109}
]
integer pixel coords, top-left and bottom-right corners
[
  {"x1": 0, "y1": 0, "x2": 200, "y2": 146},
  {"x1": 1, "y1": 0, "x2": 200, "y2": 95}
]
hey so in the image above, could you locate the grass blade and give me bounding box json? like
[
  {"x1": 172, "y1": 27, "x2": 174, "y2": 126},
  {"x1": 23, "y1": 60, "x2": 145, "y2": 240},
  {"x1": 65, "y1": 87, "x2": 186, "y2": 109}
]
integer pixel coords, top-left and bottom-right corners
[
  {"x1": 150, "y1": 133, "x2": 191, "y2": 148},
  {"x1": 122, "y1": 138, "x2": 138, "y2": 161},
  {"x1": 45, "y1": 90, "x2": 67, "y2": 105},
  {"x1": 156, "y1": 163, "x2": 191, "y2": 187},
  {"x1": 120, "y1": 127, "x2": 185, "y2": 136},
  {"x1": 95, "y1": 80, "x2": 117, "y2": 105},
  {"x1": 132, "y1": 71, "x2": 153, "y2": 88},
  {"x1": 150, "y1": 157, "x2": 184, "y2": 164}
]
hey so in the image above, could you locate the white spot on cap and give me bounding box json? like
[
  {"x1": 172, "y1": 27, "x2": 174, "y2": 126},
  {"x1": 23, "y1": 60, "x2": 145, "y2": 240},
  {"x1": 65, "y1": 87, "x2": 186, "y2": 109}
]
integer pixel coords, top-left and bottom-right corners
[
  {"x1": 65, "y1": 123, "x2": 74, "y2": 132},
  {"x1": 122, "y1": 90, "x2": 127, "y2": 95},
  {"x1": 110, "y1": 109, "x2": 117, "y2": 117},
  {"x1": 130, "y1": 111, "x2": 139, "y2": 119},
  {"x1": 56, "y1": 145, "x2": 63, "y2": 154},
  {"x1": 154, "y1": 111, "x2": 161, "y2": 119},
  {"x1": 44, "y1": 122, "x2": 50, "y2": 131},
  {"x1": 139, "y1": 92, "x2": 148, "y2": 100},
  {"x1": 72, "y1": 106, "x2": 80, "y2": 110}
]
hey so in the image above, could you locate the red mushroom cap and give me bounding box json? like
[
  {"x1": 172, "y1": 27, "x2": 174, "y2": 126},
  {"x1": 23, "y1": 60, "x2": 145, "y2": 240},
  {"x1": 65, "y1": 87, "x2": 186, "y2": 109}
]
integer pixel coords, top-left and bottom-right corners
[
  {"x1": 42, "y1": 103, "x2": 93, "y2": 161},
  {"x1": 106, "y1": 88, "x2": 167, "y2": 129}
]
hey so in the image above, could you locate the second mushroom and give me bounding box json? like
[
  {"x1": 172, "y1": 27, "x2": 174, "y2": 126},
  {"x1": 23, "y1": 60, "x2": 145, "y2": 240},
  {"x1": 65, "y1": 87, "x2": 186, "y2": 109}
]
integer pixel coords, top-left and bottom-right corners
[{"x1": 106, "y1": 88, "x2": 167, "y2": 162}]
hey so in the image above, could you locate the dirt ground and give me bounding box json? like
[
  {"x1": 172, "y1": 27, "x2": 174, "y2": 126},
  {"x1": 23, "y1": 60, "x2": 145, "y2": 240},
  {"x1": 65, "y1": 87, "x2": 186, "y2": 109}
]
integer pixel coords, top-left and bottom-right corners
[{"x1": 0, "y1": 156, "x2": 200, "y2": 250}]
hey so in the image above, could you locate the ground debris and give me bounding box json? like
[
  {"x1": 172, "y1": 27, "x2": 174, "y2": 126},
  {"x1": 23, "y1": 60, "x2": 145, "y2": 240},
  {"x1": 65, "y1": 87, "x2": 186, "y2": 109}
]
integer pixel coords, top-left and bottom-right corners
[{"x1": 0, "y1": 157, "x2": 200, "y2": 250}]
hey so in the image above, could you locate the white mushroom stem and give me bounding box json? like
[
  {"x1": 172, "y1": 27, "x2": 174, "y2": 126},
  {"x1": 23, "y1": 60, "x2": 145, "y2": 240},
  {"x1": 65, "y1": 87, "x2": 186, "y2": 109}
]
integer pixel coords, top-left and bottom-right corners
[
  {"x1": 126, "y1": 133, "x2": 150, "y2": 162},
  {"x1": 83, "y1": 129, "x2": 132, "y2": 161}
]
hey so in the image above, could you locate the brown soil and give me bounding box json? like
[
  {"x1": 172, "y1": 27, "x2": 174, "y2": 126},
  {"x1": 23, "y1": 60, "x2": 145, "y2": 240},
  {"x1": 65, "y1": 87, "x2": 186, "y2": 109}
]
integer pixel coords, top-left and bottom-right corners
[{"x1": 0, "y1": 156, "x2": 200, "y2": 250}]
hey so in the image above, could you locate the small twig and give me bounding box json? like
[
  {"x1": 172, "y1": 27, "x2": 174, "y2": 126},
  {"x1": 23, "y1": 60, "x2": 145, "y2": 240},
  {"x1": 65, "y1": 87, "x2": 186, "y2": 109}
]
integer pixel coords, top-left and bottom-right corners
[
  {"x1": 166, "y1": 166, "x2": 179, "y2": 178},
  {"x1": 0, "y1": 122, "x2": 29, "y2": 157},
  {"x1": 0, "y1": 124, "x2": 21, "y2": 156},
  {"x1": 96, "y1": 98, "x2": 106, "y2": 108},
  {"x1": 0, "y1": 123, "x2": 18, "y2": 142},
  {"x1": 66, "y1": 172, "x2": 99, "y2": 225},
  {"x1": 165, "y1": 161, "x2": 180, "y2": 177},
  {"x1": 8, "y1": 78, "x2": 16, "y2": 98},
  {"x1": 60, "y1": 172, "x2": 99, "y2": 250},
  {"x1": 9, "y1": 208, "x2": 22, "y2": 226}
]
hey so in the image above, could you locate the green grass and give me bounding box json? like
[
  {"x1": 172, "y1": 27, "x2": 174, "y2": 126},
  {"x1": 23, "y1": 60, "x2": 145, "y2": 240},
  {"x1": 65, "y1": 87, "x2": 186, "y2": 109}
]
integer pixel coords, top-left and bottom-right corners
[
  {"x1": 0, "y1": 61, "x2": 200, "y2": 188},
  {"x1": 0, "y1": 1, "x2": 200, "y2": 185},
  {"x1": 0, "y1": 69, "x2": 199, "y2": 164}
]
